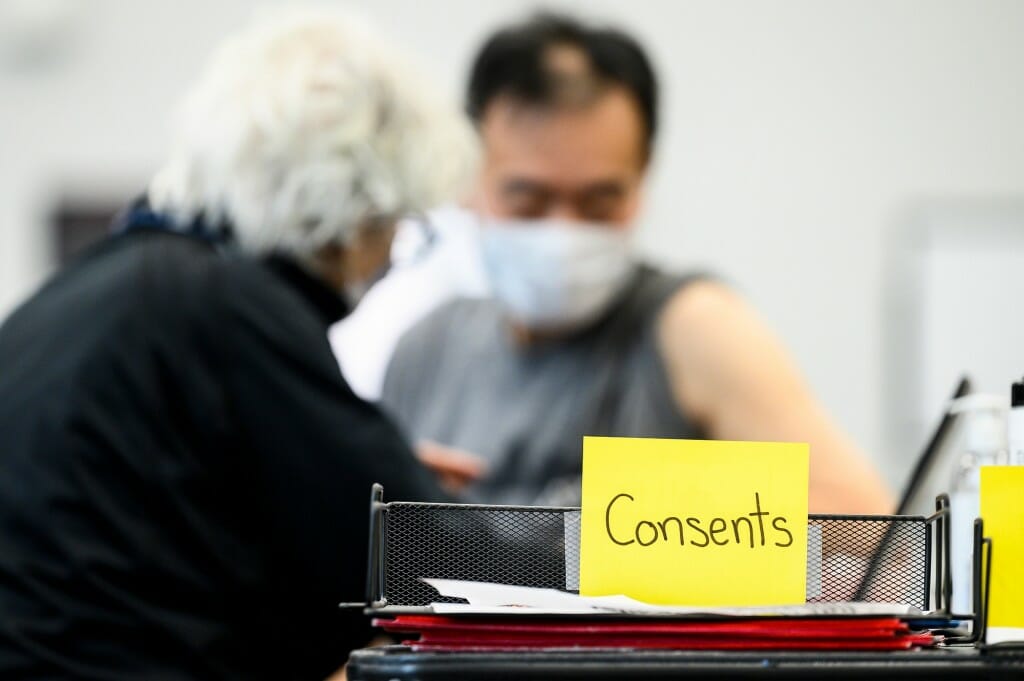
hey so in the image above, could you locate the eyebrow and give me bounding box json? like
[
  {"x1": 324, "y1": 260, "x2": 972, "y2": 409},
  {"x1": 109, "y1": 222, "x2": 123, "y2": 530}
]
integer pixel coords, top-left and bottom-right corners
[
  {"x1": 502, "y1": 178, "x2": 627, "y2": 199},
  {"x1": 577, "y1": 181, "x2": 626, "y2": 199},
  {"x1": 502, "y1": 179, "x2": 554, "y2": 198}
]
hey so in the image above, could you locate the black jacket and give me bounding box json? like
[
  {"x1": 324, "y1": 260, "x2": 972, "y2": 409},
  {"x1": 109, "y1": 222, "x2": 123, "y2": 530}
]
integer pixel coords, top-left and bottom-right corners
[{"x1": 0, "y1": 225, "x2": 443, "y2": 679}]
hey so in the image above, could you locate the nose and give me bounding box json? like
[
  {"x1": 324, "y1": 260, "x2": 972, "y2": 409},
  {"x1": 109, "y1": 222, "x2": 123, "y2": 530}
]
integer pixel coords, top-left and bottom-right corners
[{"x1": 544, "y1": 201, "x2": 585, "y2": 224}]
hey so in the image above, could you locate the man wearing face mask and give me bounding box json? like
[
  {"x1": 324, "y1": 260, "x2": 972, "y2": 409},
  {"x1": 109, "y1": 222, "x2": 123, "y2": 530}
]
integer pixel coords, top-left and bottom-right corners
[
  {"x1": 0, "y1": 10, "x2": 476, "y2": 679},
  {"x1": 354, "y1": 13, "x2": 892, "y2": 514}
]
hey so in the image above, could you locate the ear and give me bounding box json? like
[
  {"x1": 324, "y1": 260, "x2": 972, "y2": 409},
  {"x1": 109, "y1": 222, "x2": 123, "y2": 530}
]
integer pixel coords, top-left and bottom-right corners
[
  {"x1": 309, "y1": 242, "x2": 348, "y2": 292},
  {"x1": 341, "y1": 221, "x2": 397, "y2": 282}
]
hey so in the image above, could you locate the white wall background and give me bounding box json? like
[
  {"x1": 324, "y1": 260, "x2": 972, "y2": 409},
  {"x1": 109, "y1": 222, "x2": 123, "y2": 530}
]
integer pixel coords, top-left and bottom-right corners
[{"x1": 1, "y1": 0, "x2": 1022, "y2": 487}]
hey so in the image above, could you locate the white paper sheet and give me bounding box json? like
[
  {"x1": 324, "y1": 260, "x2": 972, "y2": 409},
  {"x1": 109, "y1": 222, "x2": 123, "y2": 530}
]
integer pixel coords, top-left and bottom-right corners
[{"x1": 422, "y1": 578, "x2": 917, "y2": 617}]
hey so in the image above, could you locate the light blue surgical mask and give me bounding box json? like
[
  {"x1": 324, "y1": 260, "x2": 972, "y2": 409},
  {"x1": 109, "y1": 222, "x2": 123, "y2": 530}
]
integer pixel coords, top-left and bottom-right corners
[{"x1": 479, "y1": 217, "x2": 636, "y2": 330}]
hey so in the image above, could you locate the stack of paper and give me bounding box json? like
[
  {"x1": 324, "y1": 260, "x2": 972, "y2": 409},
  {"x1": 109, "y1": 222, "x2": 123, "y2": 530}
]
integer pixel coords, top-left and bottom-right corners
[
  {"x1": 419, "y1": 579, "x2": 920, "y2": 618},
  {"x1": 371, "y1": 580, "x2": 937, "y2": 652}
]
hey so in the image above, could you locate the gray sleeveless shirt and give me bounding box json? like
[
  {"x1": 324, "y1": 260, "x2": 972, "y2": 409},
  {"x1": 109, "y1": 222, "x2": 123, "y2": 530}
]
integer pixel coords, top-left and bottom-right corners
[{"x1": 380, "y1": 265, "x2": 705, "y2": 505}]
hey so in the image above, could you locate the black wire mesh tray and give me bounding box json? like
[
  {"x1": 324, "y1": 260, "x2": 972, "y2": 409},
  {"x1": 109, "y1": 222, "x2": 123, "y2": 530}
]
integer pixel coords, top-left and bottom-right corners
[{"x1": 364, "y1": 485, "x2": 951, "y2": 616}]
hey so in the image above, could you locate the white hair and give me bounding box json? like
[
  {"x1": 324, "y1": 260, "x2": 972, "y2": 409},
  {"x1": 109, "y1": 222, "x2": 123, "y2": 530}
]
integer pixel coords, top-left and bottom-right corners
[{"x1": 148, "y1": 6, "x2": 477, "y2": 256}]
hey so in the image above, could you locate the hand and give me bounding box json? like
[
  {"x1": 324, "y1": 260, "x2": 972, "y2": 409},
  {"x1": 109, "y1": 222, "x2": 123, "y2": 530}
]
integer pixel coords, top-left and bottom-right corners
[{"x1": 416, "y1": 440, "x2": 486, "y2": 494}]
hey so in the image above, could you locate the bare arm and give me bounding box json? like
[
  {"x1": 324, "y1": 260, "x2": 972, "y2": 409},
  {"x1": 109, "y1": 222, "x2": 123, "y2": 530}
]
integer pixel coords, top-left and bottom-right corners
[{"x1": 656, "y1": 280, "x2": 894, "y2": 514}]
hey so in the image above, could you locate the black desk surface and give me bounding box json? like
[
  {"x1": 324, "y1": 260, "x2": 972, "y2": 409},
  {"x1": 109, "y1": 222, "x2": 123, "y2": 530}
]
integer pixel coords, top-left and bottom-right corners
[{"x1": 348, "y1": 644, "x2": 1024, "y2": 680}]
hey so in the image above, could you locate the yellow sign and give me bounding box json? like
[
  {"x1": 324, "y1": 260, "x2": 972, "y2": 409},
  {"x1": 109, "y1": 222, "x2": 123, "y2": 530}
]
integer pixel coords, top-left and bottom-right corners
[
  {"x1": 980, "y1": 466, "x2": 1024, "y2": 627},
  {"x1": 579, "y1": 436, "x2": 809, "y2": 606}
]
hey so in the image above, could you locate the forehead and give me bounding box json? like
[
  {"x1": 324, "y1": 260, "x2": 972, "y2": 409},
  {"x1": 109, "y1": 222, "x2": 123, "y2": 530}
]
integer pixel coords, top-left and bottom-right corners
[{"x1": 479, "y1": 87, "x2": 647, "y2": 182}]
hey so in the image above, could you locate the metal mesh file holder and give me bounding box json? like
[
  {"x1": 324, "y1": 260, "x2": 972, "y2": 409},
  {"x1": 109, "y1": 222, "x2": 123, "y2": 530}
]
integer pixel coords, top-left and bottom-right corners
[{"x1": 364, "y1": 485, "x2": 963, "y2": 619}]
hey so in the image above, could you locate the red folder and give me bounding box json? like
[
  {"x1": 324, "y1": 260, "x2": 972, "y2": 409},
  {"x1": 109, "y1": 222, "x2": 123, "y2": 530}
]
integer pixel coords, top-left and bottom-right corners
[{"x1": 375, "y1": 615, "x2": 936, "y2": 652}]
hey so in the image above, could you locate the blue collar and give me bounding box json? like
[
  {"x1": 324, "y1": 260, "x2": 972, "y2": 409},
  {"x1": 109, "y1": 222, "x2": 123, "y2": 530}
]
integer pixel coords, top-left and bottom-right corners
[{"x1": 111, "y1": 196, "x2": 233, "y2": 248}]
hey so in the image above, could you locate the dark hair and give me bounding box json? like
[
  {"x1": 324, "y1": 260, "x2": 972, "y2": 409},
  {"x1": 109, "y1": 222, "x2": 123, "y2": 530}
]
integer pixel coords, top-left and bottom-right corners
[{"x1": 466, "y1": 12, "x2": 658, "y2": 154}]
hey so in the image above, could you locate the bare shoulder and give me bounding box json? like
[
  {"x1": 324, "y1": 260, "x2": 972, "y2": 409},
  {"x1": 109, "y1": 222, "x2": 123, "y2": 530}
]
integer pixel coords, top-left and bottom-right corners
[
  {"x1": 655, "y1": 279, "x2": 800, "y2": 423},
  {"x1": 657, "y1": 279, "x2": 775, "y2": 369},
  {"x1": 659, "y1": 279, "x2": 749, "y2": 330}
]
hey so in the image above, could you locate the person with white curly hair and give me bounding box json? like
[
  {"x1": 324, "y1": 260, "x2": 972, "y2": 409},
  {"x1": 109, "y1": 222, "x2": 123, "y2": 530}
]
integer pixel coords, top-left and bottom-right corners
[{"x1": 0, "y1": 8, "x2": 475, "y2": 679}]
